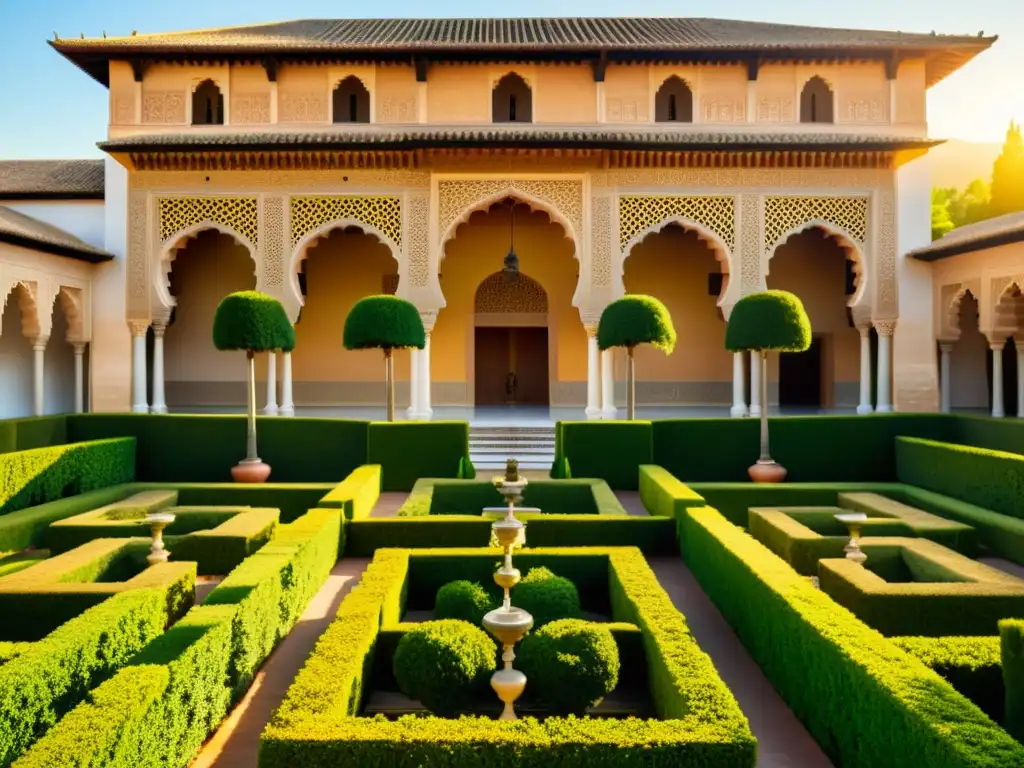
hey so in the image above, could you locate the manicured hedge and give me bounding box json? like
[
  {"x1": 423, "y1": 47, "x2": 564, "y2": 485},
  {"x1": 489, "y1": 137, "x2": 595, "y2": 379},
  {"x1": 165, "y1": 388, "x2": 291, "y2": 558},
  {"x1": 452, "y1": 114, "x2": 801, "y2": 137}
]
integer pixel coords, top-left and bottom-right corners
[
  {"x1": 553, "y1": 421, "x2": 653, "y2": 490},
  {"x1": 896, "y1": 436, "x2": 1024, "y2": 520},
  {"x1": 205, "y1": 508, "x2": 342, "y2": 696},
  {"x1": 0, "y1": 438, "x2": 135, "y2": 517},
  {"x1": 653, "y1": 415, "x2": 949, "y2": 482},
  {"x1": 950, "y1": 414, "x2": 1024, "y2": 456},
  {"x1": 66, "y1": 414, "x2": 368, "y2": 483},
  {"x1": 1002, "y1": 618, "x2": 1024, "y2": 742},
  {"x1": 319, "y1": 465, "x2": 381, "y2": 520},
  {"x1": 0, "y1": 539, "x2": 195, "y2": 641},
  {"x1": 679, "y1": 505, "x2": 1024, "y2": 768},
  {"x1": 0, "y1": 485, "x2": 135, "y2": 555},
  {"x1": 169, "y1": 508, "x2": 279, "y2": 575},
  {"x1": 261, "y1": 546, "x2": 755, "y2": 767},
  {"x1": 366, "y1": 422, "x2": 471, "y2": 492},
  {"x1": 0, "y1": 588, "x2": 170, "y2": 768},
  {"x1": 637, "y1": 465, "x2": 705, "y2": 518},
  {"x1": 344, "y1": 515, "x2": 677, "y2": 557},
  {"x1": 893, "y1": 635, "x2": 1003, "y2": 723},
  {"x1": 0, "y1": 417, "x2": 68, "y2": 455},
  {"x1": 398, "y1": 478, "x2": 627, "y2": 517}
]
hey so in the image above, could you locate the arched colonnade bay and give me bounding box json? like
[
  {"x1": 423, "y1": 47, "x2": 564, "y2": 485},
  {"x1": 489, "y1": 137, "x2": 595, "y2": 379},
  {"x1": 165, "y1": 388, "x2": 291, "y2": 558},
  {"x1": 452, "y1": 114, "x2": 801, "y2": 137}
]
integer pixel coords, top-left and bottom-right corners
[{"x1": 124, "y1": 168, "x2": 903, "y2": 418}]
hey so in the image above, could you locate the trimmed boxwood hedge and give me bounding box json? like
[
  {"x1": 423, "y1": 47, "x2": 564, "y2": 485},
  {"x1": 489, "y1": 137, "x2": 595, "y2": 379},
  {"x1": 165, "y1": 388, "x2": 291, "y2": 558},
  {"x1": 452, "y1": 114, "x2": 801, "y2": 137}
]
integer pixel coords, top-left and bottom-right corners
[
  {"x1": 552, "y1": 422, "x2": 653, "y2": 490},
  {"x1": 0, "y1": 438, "x2": 135, "y2": 517},
  {"x1": 0, "y1": 588, "x2": 170, "y2": 768},
  {"x1": 319, "y1": 465, "x2": 381, "y2": 520},
  {"x1": 366, "y1": 422, "x2": 472, "y2": 492},
  {"x1": 893, "y1": 635, "x2": 1003, "y2": 723},
  {"x1": 260, "y1": 546, "x2": 756, "y2": 767},
  {"x1": 1002, "y1": 618, "x2": 1024, "y2": 742},
  {"x1": 679, "y1": 505, "x2": 1024, "y2": 768}
]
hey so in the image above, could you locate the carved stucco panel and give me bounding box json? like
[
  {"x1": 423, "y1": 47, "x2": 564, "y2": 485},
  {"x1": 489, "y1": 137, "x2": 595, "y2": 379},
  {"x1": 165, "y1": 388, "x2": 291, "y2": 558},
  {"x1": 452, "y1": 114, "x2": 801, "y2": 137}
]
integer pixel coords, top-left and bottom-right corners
[
  {"x1": 618, "y1": 195, "x2": 736, "y2": 252},
  {"x1": 474, "y1": 272, "x2": 548, "y2": 314},
  {"x1": 289, "y1": 196, "x2": 403, "y2": 248},
  {"x1": 141, "y1": 92, "x2": 186, "y2": 124},
  {"x1": 738, "y1": 194, "x2": 762, "y2": 295},
  {"x1": 763, "y1": 196, "x2": 869, "y2": 254},
  {"x1": 437, "y1": 179, "x2": 584, "y2": 247},
  {"x1": 157, "y1": 196, "x2": 259, "y2": 248},
  {"x1": 127, "y1": 190, "x2": 150, "y2": 318},
  {"x1": 260, "y1": 196, "x2": 286, "y2": 288},
  {"x1": 873, "y1": 187, "x2": 897, "y2": 318},
  {"x1": 131, "y1": 170, "x2": 430, "y2": 190},
  {"x1": 590, "y1": 193, "x2": 614, "y2": 288},
  {"x1": 404, "y1": 191, "x2": 430, "y2": 287}
]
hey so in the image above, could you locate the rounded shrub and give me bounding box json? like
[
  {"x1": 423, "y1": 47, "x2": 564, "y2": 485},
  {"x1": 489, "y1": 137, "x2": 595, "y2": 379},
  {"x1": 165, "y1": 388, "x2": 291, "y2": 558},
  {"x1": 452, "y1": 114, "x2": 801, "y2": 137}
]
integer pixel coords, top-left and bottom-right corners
[
  {"x1": 213, "y1": 291, "x2": 295, "y2": 352},
  {"x1": 597, "y1": 294, "x2": 676, "y2": 353},
  {"x1": 392, "y1": 620, "x2": 496, "y2": 716},
  {"x1": 517, "y1": 618, "x2": 620, "y2": 715},
  {"x1": 513, "y1": 567, "x2": 581, "y2": 627},
  {"x1": 343, "y1": 295, "x2": 426, "y2": 351},
  {"x1": 725, "y1": 290, "x2": 811, "y2": 353},
  {"x1": 435, "y1": 580, "x2": 496, "y2": 625}
]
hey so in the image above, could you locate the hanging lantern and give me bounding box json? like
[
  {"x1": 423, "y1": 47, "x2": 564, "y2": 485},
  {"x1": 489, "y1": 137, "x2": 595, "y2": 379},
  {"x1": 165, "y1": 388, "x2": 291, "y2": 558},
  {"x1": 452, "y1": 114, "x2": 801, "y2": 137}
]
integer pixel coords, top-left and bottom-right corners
[{"x1": 503, "y1": 200, "x2": 520, "y2": 282}]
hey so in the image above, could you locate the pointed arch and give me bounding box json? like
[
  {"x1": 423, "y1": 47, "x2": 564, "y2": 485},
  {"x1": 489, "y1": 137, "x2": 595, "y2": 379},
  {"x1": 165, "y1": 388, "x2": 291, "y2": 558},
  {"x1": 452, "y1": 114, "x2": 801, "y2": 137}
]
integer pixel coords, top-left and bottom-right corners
[
  {"x1": 0, "y1": 280, "x2": 41, "y2": 339},
  {"x1": 192, "y1": 79, "x2": 224, "y2": 126},
  {"x1": 994, "y1": 279, "x2": 1024, "y2": 334},
  {"x1": 156, "y1": 223, "x2": 257, "y2": 316},
  {"x1": 55, "y1": 286, "x2": 85, "y2": 342},
  {"x1": 287, "y1": 220, "x2": 404, "y2": 319},
  {"x1": 492, "y1": 73, "x2": 533, "y2": 123},
  {"x1": 654, "y1": 76, "x2": 694, "y2": 123},
  {"x1": 767, "y1": 221, "x2": 867, "y2": 308},
  {"x1": 800, "y1": 76, "x2": 834, "y2": 124},
  {"x1": 474, "y1": 271, "x2": 549, "y2": 315},
  {"x1": 332, "y1": 76, "x2": 371, "y2": 124}
]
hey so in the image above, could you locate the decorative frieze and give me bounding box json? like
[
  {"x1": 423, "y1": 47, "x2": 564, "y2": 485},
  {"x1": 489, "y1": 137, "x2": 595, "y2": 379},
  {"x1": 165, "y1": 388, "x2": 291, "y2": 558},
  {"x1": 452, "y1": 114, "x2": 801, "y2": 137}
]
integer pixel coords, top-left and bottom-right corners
[
  {"x1": 141, "y1": 91, "x2": 186, "y2": 124},
  {"x1": 618, "y1": 195, "x2": 736, "y2": 252},
  {"x1": 606, "y1": 99, "x2": 642, "y2": 122},
  {"x1": 763, "y1": 195, "x2": 869, "y2": 254},
  {"x1": 231, "y1": 94, "x2": 271, "y2": 124},
  {"x1": 701, "y1": 100, "x2": 745, "y2": 123},
  {"x1": 379, "y1": 98, "x2": 418, "y2": 122},
  {"x1": 157, "y1": 196, "x2": 260, "y2": 248},
  {"x1": 757, "y1": 98, "x2": 795, "y2": 122},
  {"x1": 474, "y1": 272, "x2": 548, "y2": 314},
  {"x1": 289, "y1": 196, "x2": 402, "y2": 248},
  {"x1": 279, "y1": 94, "x2": 327, "y2": 123}
]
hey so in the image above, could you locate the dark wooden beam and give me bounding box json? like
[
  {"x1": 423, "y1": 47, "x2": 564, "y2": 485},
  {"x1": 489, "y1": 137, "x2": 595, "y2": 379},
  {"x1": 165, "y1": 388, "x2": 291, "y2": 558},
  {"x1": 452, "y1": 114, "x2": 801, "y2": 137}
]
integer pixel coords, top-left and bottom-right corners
[
  {"x1": 261, "y1": 58, "x2": 278, "y2": 82},
  {"x1": 414, "y1": 57, "x2": 429, "y2": 82},
  {"x1": 884, "y1": 52, "x2": 902, "y2": 80},
  {"x1": 590, "y1": 51, "x2": 608, "y2": 82},
  {"x1": 129, "y1": 59, "x2": 147, "y2": 82},
  {"x1": 745, "y1": 58, "x2": 760, "y2": 81}
]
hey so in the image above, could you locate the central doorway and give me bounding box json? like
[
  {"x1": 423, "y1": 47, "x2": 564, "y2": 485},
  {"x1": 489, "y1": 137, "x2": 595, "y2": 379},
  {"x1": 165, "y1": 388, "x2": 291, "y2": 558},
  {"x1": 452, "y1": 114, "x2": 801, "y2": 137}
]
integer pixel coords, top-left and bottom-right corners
[
  {"x1": 779, "y1": 336, "x2": 823, "y2": 408},
  {"x1": 474, "y1": 326, "x2": 549, "y2": 405}
]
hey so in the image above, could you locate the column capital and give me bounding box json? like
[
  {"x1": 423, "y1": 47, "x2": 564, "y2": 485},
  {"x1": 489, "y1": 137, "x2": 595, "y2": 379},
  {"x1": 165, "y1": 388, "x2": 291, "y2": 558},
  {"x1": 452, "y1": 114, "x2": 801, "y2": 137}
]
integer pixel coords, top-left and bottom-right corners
[
  {"x1": 855, "y1": 322, "x2": 872, "y2": 337},
  {"x1": 584, "y1": 324, "x2": 598, "y2": 339},
  {"x1": 151, "y1": 321, "x2": 168, "y2": 338},
  {"x1": 987, "y1": 335, "x2": 1008, "y2": 351},
  {"x1": 873, "y1": 319, "x2": 896, "y2": 337},
  {"x1": 31, "y1": 336, "x2": 49, "y2": 352},
  {"x1": 71, "y1": 341, "x2": 87, "y2": 355},
  {"x1": 419, "y1": 310, "x2": 438, "y2": 332},
  {"x1": 128, "y1": 319, "x2": 150, "y2": 337},
  {"x1": 938, "y1": 341, "x2": 956, "y2": 354}
]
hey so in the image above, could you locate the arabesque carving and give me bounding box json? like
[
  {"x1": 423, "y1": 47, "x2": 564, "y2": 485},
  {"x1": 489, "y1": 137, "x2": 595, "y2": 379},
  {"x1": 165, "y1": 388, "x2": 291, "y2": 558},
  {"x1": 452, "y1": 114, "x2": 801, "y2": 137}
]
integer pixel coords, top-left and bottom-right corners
[
  {"x1": 261, "y1": 196, "x2": 286, "y2": 288},
  {"x1": 763, "y1": 195, "x2": 869, "y2": 254},
  {"x1": 127, "y1": 190, "x2": 149, "y2": 313},
  {"x1": 404, "y1": 191, "x2": 430, "y2": 287},
  {"x1": 279, "y1": 94, "x2": 327, "y2": 123},
  {"x1": 474, "y1": 272, "x2": 548, "y2": 314},
  {"x1": 437, "y1": 179, "x2": 584, "y2": 246},
  {"x1": 874, "y1": 187, "x2": 897, "y2": 317},
  {"x1": 231, "y1": 94, "x2": 271, "y2": 124},
  {"x1": 590, "y1": 194, "x2": 614, "y2": 287},
  {"x1": 142, "y1": 92, "x2": 186, "y2": 124},
  {"x1": 290, "y1": 196, "x2": 402, "y2": 248},
  {"x1": 158, "y1": 196, "x2": 259, "y2": 248},
  {"x1": 619, "y1": 195, "x2": 735, "y2": 252},
  {"x1": 738, "y1": 194, "x2": 762, "y2": 295}
]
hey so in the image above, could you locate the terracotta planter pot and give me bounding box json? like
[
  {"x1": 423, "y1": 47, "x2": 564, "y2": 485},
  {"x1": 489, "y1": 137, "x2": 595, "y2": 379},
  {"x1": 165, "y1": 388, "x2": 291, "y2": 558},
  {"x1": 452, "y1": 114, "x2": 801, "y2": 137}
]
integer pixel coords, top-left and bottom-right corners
[
  {"x1": 231, "y1": 460, "x2": 272, "y2": 484},
  {"x1": 748, "y1": 460, "x2": 787, "y2": 484}
]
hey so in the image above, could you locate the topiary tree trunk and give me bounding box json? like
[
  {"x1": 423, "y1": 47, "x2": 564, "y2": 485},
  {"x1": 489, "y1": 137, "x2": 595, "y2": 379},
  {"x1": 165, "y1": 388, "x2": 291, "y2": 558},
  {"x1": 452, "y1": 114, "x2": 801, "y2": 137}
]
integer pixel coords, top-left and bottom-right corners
[
  {"x1": 626, "y1": 346, "x2": 636, "y2": 420},
  {"x1": 245, "y1": 350, "x2": 259, "y2": 462},
  {"x1": 384, "y1": 348, "x2": 395, "y2": 422},
  {"x1": 757, "y1": 350, "x2": 771, "y2": 464}
]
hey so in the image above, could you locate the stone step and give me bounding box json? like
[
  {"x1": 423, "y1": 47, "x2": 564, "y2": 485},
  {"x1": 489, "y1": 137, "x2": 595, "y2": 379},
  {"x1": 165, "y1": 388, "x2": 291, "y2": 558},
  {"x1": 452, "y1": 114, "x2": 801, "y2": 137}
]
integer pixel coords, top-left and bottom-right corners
[{"x1": 471, "y1": 447, "x2": 555, "y2": 456}]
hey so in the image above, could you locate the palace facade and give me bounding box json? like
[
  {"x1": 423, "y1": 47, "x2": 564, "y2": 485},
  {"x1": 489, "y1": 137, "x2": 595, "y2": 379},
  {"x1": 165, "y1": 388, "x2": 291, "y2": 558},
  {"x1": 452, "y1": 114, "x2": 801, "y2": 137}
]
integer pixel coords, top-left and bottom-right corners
[{"x1": 0, "y1": 18, "x2": 1003, "y2": 419}]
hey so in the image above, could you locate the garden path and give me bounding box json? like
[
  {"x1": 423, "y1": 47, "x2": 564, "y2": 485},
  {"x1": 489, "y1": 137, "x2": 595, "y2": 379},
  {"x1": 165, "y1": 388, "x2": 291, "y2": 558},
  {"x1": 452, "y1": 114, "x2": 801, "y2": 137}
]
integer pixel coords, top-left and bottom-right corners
[
  {"x1": 370, "y1": 492, "x2": 407, "y2": 517},
  {"x1": 191, "y1": 557, "x2": 369, "y2": 768},
  {"x1": 650, "y1": 557, "x2": 834, "y2": 768}
]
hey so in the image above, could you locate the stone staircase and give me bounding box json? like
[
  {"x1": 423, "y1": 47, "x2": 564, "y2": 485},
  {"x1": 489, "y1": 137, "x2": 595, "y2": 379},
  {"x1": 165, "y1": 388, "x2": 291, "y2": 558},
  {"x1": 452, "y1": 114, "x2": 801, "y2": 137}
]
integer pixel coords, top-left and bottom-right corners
[{"x1": 469, "y1": 426, "x2": 556, "y2": 472}]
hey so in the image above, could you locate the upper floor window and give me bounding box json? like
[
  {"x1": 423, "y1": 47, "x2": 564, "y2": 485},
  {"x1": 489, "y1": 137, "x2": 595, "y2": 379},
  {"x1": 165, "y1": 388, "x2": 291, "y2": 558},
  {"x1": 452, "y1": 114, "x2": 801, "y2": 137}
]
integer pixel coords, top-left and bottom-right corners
[
  {"x1": 800, "y1": 76, "x2": 834, "y2": 124},
  {"x1": 192, "y1": 80, "x2": 224, "y2": 126},
  {"x1": 333, "y1": 76, "x2": 371, "y2": 124},
  {"x1": 492, "y1": 73, "x2": 532, "y2": 123},
  {"x1": 654, "y1": 76, "x2": 693, "y2": 123}
]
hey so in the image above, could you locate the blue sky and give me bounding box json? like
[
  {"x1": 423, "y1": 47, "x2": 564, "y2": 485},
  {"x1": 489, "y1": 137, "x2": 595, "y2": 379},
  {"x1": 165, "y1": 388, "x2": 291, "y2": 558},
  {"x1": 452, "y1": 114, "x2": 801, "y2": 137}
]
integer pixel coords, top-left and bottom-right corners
[{"x1": 1, "y1": 0, "x2": 1019, "y2": 158}]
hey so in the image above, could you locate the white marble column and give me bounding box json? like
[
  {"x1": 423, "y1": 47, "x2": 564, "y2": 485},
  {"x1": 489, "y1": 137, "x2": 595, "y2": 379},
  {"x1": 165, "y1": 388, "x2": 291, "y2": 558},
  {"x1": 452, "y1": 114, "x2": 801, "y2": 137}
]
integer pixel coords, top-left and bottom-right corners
[
  {"x1": 407, "y1": 347, "x2": 421, "y2": 420},
  {"x1": 730, "y1": 352, "x2": 748, "y2": 418},
  {"x1": 1017, "y1": 341, "x2": 1024, "y2": 419},
  {"x1": 421, "y1": 332, "x2": 433, "y2": 418},
  {"x1": 586, "y1": 329, "x2": 601, "y2": 419},
  {"x1": 939, "y1": 342, "x2": 954, "y2": 414},
  {"x1": 990, "y1": 337, "x2": 1006, "y2": 418},
  {"x1": 150, "y1": 322, "x2": 167, "y2": 414},
  {"x1": 31, "y1": 338, "x2": 47, "y2": 416},
  {"x1": 279, "y1": 351, "x2": 294, "y2": 416},
  {"x1": 130, "y1": 321, "x2": 149, "y2": 414},
  {"x1": 749, "y1": 351, "x2": 762, "y2": 417},
  {"x1": 600, "y1": 348, "x2": 616, "y2": 419},
  {"x1": 857, "y1": 326, "x2": 873, "y2": 415},
  {"x1": 875, "y1": 321, "x2": 894, "y2": 413},
  {"x1": 263, "y1": 352, "x2": 278, "y2": 415},
  {"x1": 72, "y1": 342, "x2": 86, "y2": 414}
]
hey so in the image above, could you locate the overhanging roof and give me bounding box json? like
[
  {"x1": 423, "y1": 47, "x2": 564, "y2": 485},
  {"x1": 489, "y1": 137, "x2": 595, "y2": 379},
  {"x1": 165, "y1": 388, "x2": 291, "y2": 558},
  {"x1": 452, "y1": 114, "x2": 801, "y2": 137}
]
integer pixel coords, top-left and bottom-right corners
[
  {"x1": 51, "y1": 17, "x2": 996, "y2": 87},
  {"x1": 0, "y1": 206, "x2": 113, "y2": 263},
  {"x1": 909, "y1": 211, "x2": 1024, "y2": 262},
  {"x1": 98, "y1": 127, "x2": 942, "y2": 154},
  {"x1": 0, "y1": 160, "x2": 104, "y2": 200}
]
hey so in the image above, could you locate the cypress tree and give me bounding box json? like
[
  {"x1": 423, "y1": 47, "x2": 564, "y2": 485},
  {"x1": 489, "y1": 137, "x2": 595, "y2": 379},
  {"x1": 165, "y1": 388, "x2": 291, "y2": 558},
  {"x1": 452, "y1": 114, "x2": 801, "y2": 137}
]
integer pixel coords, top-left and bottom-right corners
[{"x1": 990, "y1": 121, "x2": 1024, "y2": 217}]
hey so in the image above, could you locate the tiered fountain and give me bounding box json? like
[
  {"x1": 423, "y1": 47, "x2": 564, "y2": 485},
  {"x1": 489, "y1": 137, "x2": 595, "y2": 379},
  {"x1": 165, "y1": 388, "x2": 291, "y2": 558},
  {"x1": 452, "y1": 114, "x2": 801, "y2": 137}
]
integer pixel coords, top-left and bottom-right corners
[
  {"x1": 144, "y1": 510, "x2": 176, "y2": 566},
  {"x1": 481, "y1": 459, "x2": 535, "y2": 720},
  {"x1": 834, "y1": 511, "x2": 868, "y2": 564}
]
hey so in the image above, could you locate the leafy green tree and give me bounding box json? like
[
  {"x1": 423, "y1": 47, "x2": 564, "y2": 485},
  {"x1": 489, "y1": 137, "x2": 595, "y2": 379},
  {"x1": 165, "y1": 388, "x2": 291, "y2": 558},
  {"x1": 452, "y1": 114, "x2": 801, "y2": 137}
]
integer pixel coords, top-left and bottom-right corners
[
  {"x1": 931, "y1": 189, "x2": 955, "y2": 241},
  {"x1": 343, "y1": 295, "x2": 425, "y2": 421},
  {"x1": 212, "y1": 291, "x2": 295, "y2": 481},
  {"x1": 597, "y1": 295, "x2": 676, "y2": 420},
  {"x1": 725, "y1": 290, "x2": 811, "y2": 482},
  {"x1": 991, "y1": 122, "x2": 1024, "y2": 218}
]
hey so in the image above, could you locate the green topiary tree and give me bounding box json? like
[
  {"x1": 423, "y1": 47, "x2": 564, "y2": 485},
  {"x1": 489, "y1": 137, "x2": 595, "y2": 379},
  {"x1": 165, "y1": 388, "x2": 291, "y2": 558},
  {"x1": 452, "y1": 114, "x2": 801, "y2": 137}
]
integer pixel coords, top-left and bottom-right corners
[
  {"x1": 435, "y1": 580, "x2": 496, "y2": 625},
  {"x1": 212, "y1": 291, "x2": 295, "y2": 482},
  {"x1": 392, "y1": 619, "x2": 496, "y2": 716},
  {"x1": 725, "y1": 290, "x2": 811, "y2": 482},
  {"x1": 514, "y1": 567, "x2": 581, "y2": 627},
  {"x1": 597, "y1": 295, "x2": 676, "y2": 419},
  {"x1": 343, "y1": 295, "x2": 425, "y2": 421},
  {"x1": 517, "y1": 618, "x2": 619, "y2": 715},
  {"x1": 1001, "y1": 618, "x2": 1024, "y2": 741}
]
